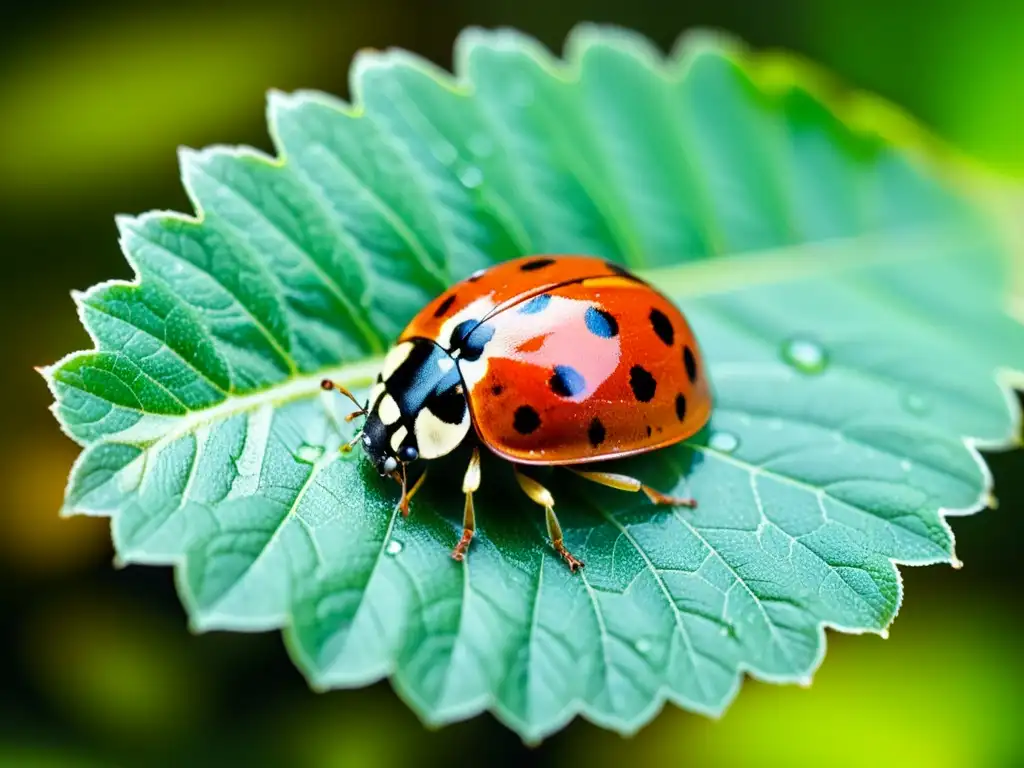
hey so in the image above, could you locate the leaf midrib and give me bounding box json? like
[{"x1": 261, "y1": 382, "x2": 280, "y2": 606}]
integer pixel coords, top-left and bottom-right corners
[{"x1": 62, "y1": 220, "x2": 985, "y2": 458}]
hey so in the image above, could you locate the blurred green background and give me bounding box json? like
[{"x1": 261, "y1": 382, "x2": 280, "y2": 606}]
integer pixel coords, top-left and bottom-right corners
[{"x1": 2, "y1": 0, "x2": 1022, "y2": 766}]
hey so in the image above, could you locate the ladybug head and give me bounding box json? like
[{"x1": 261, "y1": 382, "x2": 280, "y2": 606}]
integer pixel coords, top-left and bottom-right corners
[{"x1": 360, "y1": 408, "x2": 419, "y2": 477}]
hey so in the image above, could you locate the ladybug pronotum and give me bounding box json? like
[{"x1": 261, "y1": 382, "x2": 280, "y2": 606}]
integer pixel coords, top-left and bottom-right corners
[{"x1": 323, "y1": 255, "x2": 712, "y2": 572}]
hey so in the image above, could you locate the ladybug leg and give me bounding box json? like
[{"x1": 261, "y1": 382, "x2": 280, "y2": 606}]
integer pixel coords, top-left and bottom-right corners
[
  {"x1": 513, "y1": 466, "x2": 585, "y2": 573},
  {"x1": 395, "y1": 465, "x2": 428, "y2": 516},
  {"x1": 452, "y1": 447, "x2": 481, "y2": 562},
  {"x1": 569, "y1": 469, "x2": 697, "y2": 509}
]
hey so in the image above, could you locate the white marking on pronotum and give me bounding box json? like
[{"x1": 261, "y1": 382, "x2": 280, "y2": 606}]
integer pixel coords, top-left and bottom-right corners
[
  {"x1": 377, "y1": 394, "x2": 401, "y2": 425},
  {"x1": 381, "y1": 341, "x2": 414, "y2": 380},
  {"x1": 367, "y1": 382, "x2": 386, "y2": 408},
  {"x1": 438, "y1": 356, "x2": 455, "y2": 373},
  {"x1": 414, "y1": 407, "x2": 470, "y2": 459},
  {"x1": 389, "y1": 425, "x2": 409, "y2": 452}
]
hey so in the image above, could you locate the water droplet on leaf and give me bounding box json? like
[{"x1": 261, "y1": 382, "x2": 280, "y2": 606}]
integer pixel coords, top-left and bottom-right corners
[
  {"x1": 386, "y1": 540, "x2": 403, "y2": 556},
  {"x1": 459, "y1": 166, "x2": 483, "y2": 188},
  {"x1": 902, "y1": 392, "x2": 930, "y2": 415},
  {"x1": 900, "y1": 460, "x2": 912, "y2": 472},
  {"x1": 295, "y1": 444, "x2": 324, "y2": 464},
  {"x1": 709, "y1": 431, "x2": 739, "y2": 453},
  {"x1": 431, "y1": 142, "x2": 457, "y2": 165},
  {"x1": 634, "y1": 638, "x2": 651, "y2": 655},
  {"x1": 781, "y1": 337, "x2": 828, "y2": 375},
  {"x1": 880, "y1": 629, "x2": 890, "y2": 640}
]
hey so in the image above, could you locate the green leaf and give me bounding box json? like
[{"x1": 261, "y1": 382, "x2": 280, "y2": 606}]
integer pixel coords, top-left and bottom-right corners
[{"x1": 45, "y1": 25, "x2": 1023, "y2": 741}]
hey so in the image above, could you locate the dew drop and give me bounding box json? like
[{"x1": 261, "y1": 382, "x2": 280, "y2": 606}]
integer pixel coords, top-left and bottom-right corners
[
  {"x1": 797, "y1": 676, "x2": 813, "y2": 689},
  {"x1": 468, "y1": 134, "x2": 494, "y2": 157},
  {"x1": 709, "y1": 431, "x2": 739, "y2": 453},
  {"x1": 986, "y1": 492, "x2": 999, "y2": 510},
  {"x1": 880, "y1": 628, "x2": 890, "y2": 640},
  {"x1": 295, "y1": 443, "x2": 324, "y2": 464},
  {"x1": 781, "y1": 337, "x2": 828, "y2": 375},
  {"x1": 902, "y1": 392, "x2": 931, "y2": 415},
  {"x1": 386, "y1": 540, "x2": 404, "y2": 556},
  {"x1": 459, "y1": 166, "x2": 484, "y2": 189},
  {"x1": 634, "y1": 638, "x2": 652, "y2": 655},
  {"x1": 950, "y1": 555, "x2": 964, "y2": 570},
  {"x1": 900, "y1": 459, "x2": 912, "y2": 472},
  {"x1": 430, "y1": 142, "x2": 458, "y2": 166}
]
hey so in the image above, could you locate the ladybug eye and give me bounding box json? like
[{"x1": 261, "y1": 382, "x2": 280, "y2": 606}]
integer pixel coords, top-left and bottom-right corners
[
  {"x1": 382, "y1": 456, "x2": 398, "y2": 473},
  {"x1": 399, "y1": 445, "x2": 418, "y2": 462}
]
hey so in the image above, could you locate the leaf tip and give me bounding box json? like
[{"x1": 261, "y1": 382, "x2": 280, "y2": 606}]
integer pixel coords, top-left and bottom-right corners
[
  {"x1": 566, "y1": 22, "x2": 656, "y2": 57},
  {"x1": 57, "y1": 502, "x2": 78, "y2": 520},
  {"x1": 113, "y1": 213, "x2": 138, "y2": 238},
  {"x1": 266, "y1": 87, "x2": 297, "y2": 115},
  {"x1": 176, "y1": 145, "x2": 204, "y2": 176},
  {"x1": 669, "y1": 27, "x2": 746, "y2": 66},
  {"x1": 454, "y1": 24, "x2": 548, "y2": 71}
]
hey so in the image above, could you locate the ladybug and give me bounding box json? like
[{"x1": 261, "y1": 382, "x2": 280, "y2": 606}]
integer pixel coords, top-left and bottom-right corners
[{"x1": 323, "y1": 255, "x2": 712, "y2": 572}]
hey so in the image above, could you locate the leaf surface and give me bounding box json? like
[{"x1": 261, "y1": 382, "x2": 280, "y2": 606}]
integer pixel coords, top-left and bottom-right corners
[{"x1": 46, "y1": 25, "x2": 1023, "y2": 741}]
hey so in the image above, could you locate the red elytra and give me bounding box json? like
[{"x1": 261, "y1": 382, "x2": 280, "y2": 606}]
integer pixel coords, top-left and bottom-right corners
[{"x1": 323, "y1": 255, "x2": 712, "y2": 572}]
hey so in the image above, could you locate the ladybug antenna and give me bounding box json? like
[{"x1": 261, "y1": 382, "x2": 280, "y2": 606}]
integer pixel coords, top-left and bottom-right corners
[
  {"x1": 321, "y1": 379, "x2": 367, "y2": 418},
  {"x1": 340, "y1": 429, "x2": 364, "y2": 454}
]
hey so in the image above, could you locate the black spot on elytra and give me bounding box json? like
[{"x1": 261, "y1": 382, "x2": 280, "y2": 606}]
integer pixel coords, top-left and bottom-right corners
[
  {"x1": 650, "y1": 308, "x2": 675, "y2": 346},
  {"x1": 585, "y1": 306, "x2": 619, "y2": 338},
  {"x1": 629, "y1": 365, "x2": 657, "y2": 402},
  {"x1": 513, "y1": 405, "x2": 541, "y2": 435},
  {"x1": 645, "y1": 425, "x2": 653, "y2": 437},
  {"x1": 491, "y1": 384, "x2": 504, "y2": 396},
  {"x1": 588, "y1": 418, "x2": 606, "y2": 447},
  {"x1": 450, "y1": 319, "x2": 495, "y2": 362},
  {"x1": 684, "y1": 345, "x2": 698, "y2": 383},
  {"x1": 549, "y1": 365, "x2": 586, "y2": 398},
  {"x1": 604, "y1": 260, "x2": 632, "y2": 277},
  {"x1": 520, "y1": 258, "x2": 556, "y2": 272},
  {"x1": 519, "y1": 294, "x2": 551, "y2": 314},
  {"x1": 675, "y1": 393, "x2": 687, "y2": 421},
  {"x1": 434, "y1": 294, "x2": 457, "y2": 318}
]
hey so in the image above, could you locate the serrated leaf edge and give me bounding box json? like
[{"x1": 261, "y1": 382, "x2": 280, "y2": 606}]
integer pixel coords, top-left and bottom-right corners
[{"x1": 39, "y1": 21, "x2": 1024, "y2": 744}]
